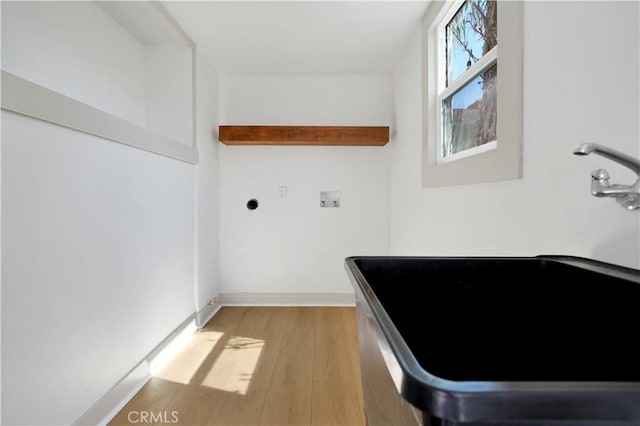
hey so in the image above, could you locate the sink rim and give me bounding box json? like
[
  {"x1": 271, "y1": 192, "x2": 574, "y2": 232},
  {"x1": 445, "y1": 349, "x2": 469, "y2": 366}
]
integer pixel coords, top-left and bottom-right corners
[{"x1": 346, "y1": 255, "x2": 640, "y2": 422}]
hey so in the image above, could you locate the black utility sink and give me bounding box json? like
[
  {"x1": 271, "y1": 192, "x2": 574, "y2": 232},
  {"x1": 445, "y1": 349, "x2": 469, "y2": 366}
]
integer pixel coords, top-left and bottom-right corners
[{"x1": 346, "y1": 256, "x2": 640, "y2": 425}]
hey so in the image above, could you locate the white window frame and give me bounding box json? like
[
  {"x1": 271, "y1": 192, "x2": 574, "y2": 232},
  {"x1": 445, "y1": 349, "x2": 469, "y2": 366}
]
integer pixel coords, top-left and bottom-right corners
[
  {"x1": 435, "y1": 0, "x2": 498, "y2": 165},
  {"x1": 423, "y1": 0, "x2": 523, "y2": 187}
]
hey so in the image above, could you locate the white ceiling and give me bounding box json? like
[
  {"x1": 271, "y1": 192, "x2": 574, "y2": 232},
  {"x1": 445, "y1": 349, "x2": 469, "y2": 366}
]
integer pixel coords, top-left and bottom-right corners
[
  {"x1": 96, "y1": 1, "x2": 192, "y2": 47},
  {"x1": 162, "y1": 1, "x2": 431, "y2": 73}
]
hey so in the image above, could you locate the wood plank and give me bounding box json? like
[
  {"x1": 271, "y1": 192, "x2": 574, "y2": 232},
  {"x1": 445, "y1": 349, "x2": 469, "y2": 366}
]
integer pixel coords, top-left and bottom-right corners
[
  {"x1": 161, "y1": 384, "x2": 223, "y2": 426},
  {"x1": 199, "y1": 334, "x2": 267, "y2": 394},
  {"x1": 219, "y1": 125, "x2": 389, "y2": 146},
  {"x1": 201, "y1": 306, "x2": 249, "y2": 331},
  {"x1": 313, "y1": 308, "x2": 358, "y2": 383},
  {"x1": 310, "y1": 308, "x2": 365, "y2": 426},
  {"x1": 288, "y1": 306, "x2": 317, "y2": 328},
  {"x1": 311, "y1": 380, "x2": 366, "y2": 426},
  {"x1": 187, "y1": 308, "x2": 245, "y2": 387},
  {"x1": 108, "y1": 307, "x2": 365, "y2": 426},
  {"x1": 259, "y1": 385, "x2": 312, "y2": 426},
  {"x1": 109, "y1": 378, "x2": 182, "y2": 425},
  {"x1": 153, "y1": 328, "x2": 225, "y2": 385},
  {"x1": 205, "y1": 390, "x2": 268, "y2": 426},
  {"x1": 340, "y1": 308, "x2": 365, "y2": 407},
  {"x1": 231, "y1": 307, "x2": 291, "y2": 392},
  {"x1": 259, "y1": 310, "x2": 315, "y2": 424},
  {"x1": 269, "y1": 319, "x2": 314, "y2": 387}
]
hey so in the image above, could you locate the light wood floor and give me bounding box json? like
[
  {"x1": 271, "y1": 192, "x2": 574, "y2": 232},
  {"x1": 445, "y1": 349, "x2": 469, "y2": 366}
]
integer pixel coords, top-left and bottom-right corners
[{"x1": 110, "y1": 307, "x2": 365, "y2": 426}]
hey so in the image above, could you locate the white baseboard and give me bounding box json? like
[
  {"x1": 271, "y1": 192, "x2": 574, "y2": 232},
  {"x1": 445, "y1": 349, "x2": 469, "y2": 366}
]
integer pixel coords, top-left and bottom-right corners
[
  {"x1": 144, "y1": 314, "x2": 196, "y2": 362},
  {"x1": 220, "y1": 292, "x2": 355, "y2": 306},
  {"x1": 195, "y1": 302, "x2": 222, "y2": 328},
  {"x1": 72, "y1": 313, "x2": 197, "y2": 426},
  {"x1": 70, "y1": 294, "x2": 350, "y2": 425},
  {"x1": 72, "y1": 361, "x2": 150, "y2": 426}
]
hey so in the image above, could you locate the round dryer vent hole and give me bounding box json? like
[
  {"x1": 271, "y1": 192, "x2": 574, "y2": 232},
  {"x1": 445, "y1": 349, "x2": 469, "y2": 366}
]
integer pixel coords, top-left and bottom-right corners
[{"x1": 247, "y1": 199, "x2": 259, "y2": 210}]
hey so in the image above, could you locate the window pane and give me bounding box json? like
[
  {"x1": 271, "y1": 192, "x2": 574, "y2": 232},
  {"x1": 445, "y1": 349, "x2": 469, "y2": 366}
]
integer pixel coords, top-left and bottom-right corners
[
  {"x1": 442, "y1": 64, "x2": 497, "y2": 158},
  {"x1": 446, "y1": 0, "x2": 497, "y2": 85}
]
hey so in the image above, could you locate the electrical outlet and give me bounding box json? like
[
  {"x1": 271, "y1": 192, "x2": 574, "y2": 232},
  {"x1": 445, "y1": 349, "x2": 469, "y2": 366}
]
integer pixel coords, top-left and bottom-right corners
[
  {"x1": 278, "y1": 186, "x2": 287, "y2": 199},
  {"x1": 208, "y1": 296, "x2": 219, "y2": 306}
]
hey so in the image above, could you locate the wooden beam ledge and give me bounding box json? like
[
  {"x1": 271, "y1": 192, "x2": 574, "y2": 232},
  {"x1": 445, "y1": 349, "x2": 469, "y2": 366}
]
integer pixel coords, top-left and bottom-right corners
[{"x1": 219, "y1": 125, "x2": 389, "y2": 146}]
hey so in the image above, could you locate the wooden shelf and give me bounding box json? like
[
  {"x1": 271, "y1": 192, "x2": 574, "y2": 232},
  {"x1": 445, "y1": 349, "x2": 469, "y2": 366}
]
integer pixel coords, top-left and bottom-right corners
[{"x1": 219, "y1": 125, "x2": 389, "y2": 146}]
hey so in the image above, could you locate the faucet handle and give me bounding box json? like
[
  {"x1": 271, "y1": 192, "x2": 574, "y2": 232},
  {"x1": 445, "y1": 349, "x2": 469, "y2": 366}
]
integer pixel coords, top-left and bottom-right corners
[
  {"x1": 575, "y1": 144, "x2": 640, "y2": 209},
  {"x1": 591, "y1": 168, "x2": 610, "y2": 184},
  {"x1": 590, "y1": 167, "x2": 638, "y2": 197}
]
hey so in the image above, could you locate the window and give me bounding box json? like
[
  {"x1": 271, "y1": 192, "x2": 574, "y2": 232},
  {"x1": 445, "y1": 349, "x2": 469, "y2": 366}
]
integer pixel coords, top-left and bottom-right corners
[
  {"x1": 439, "y1": 0, "x2": 497, "y2": 163},
  {"x1": 423, "y1": 0, "x2": 522, "y2": 187}
]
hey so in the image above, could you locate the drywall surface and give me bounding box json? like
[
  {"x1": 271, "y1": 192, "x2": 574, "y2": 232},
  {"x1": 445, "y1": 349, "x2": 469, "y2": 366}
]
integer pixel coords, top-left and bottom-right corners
[
  {"x1": 219, "y1": 74, "x2": 391, "y2": 296},
  {"x1": 0, "y1": 112, "x2": 196, "y2": 424},
  {"x1": 1, "y1": 4, "x2": 215, "y2": 424},
  {"x1": 389, "y1": 1, "x2": 640, "y2": 268},
  {"x1": 1, "y1": 111, "x2": 196, "y2": 425},
  {"x1": 1, "y1": 1, "x2": 147, "y2": 127},
  {"x1": 195, "y1": 54, "x2": 221, "y2": 311},
  {"x1": 145, "y1": 46, "x2": 194, "y2": 146},
  {"x1": 1, "y1": 2, "x2": 195, "y2": 148}
]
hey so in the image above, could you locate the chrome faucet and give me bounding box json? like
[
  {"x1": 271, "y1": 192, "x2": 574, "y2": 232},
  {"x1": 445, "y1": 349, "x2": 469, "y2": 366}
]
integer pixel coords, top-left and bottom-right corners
[{"x1": 574, "y1": 143, "x2": 640, "y2": 210}]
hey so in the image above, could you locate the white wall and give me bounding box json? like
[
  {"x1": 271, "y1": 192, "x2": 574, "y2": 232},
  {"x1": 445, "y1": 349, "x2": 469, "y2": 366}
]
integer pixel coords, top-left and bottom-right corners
[
  {"x1": 2, "y1": 2, "x2": 195, "y2": 147},
  {"x1": 145, "y1": 47, "x2": 194, "y2": 146},
  {"x1": 1, "y1": 111, "x2": 196, "y2": 425},
  {"x1": 195, "y1": 54, "x2": 221, "y2": 311},
  {"x1": 1, "y1": 5, "x2": 220, "y2": 425},
  {"x1": 219, "y1": 74, "x2": 391, "y2": 297},
  {"x1": 389, "y1": 1, "x2": 640, "y2": 268},
  {"x1": 1, "y1": 1, "x2": 147, "y2": 127}
]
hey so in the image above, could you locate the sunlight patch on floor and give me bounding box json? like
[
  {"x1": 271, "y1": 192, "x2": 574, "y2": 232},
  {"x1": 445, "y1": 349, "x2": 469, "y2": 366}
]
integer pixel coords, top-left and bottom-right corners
[
  {"x1": 149, "y1": 321, "x2": 199, "y2": 377},
  {"x1": 201, "y1": 336, "x2": 265, "y2": 395},
  {"x1": 151, "y1": 328, "x2": 225, "y2": 384}
]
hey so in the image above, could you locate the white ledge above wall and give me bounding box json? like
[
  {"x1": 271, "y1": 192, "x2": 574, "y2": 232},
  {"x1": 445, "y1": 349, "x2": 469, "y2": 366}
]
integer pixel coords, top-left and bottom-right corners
[{"x1": 1, "y1": 71, "x2": 199, "y2": 164}]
